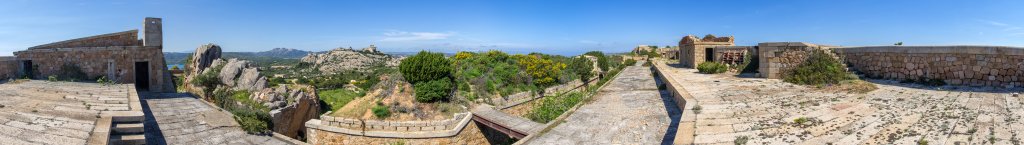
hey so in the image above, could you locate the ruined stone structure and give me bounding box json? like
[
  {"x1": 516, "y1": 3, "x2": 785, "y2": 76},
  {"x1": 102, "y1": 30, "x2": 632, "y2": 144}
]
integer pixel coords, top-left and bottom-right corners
[
  {"x1": 0, "y1": 56, "x2": 17, "y2": 80},
  {"x1": 836, "y1": 46, "x2": 1024, "y2": 87},
  {"x1": 677, "y1": 34, "x2": 754, "y2": 68},
  {"x1": 657, "y1": 46, "x2": 679, "y2": 60},
  {"x1": 3, "y1": 17, "x2": 174, "y2": 92},
  {"x1": 756, "y1": 42, "x2": 835, "y2": 79}
]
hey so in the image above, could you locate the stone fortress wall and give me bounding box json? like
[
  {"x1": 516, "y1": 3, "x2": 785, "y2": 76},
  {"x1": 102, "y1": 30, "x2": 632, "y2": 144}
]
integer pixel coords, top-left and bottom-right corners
[
  {"x1": 754, "y1": 42, "x2": 1024, "y2": 87},
  {"x1": 305, "y1": 112, "x2": 476, "y2": 144},
  {"x1": 835, "y1": 46, "x2": 1024, "y2": 87},
  {"x1": 316, "y1": 113, "x2": 471, "y2": 133},
  {"x1": 0, "y1": 57, "x2": 16, "y2": 80},
  {"x1": 8, "y1": 17, "x2": 174, "y2": 92},
  {"x1": 756, "y1": 42, "x2": 834, "y2": 79}
]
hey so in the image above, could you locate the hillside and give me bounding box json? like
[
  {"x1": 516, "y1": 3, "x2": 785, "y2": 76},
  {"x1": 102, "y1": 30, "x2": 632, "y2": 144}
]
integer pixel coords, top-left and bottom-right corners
[{"x1": 164, "y1": 48, "x2": 313, "y2": 65}]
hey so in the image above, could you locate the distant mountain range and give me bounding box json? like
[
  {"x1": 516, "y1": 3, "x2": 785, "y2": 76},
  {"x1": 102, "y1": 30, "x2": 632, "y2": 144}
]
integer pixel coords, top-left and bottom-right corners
[{"x1": 164, "y1": 48, "x2": 313, "y2": 65}]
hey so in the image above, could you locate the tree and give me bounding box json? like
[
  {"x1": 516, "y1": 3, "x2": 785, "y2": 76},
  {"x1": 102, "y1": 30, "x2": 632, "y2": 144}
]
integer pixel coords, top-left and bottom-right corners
[
  {"x1": 399, "y1": 51, "x2": 452, "y2": 84},
  {"x1": 399, "y1": 51, "x2": 454, "y2": 102},
  {"x1": 894, "y1": 42, "x2": 904, "y2": 46},
  {"x1": 570, "y1": 56, "x2": 594, "y2": 85},
  {"x1": 514, "y1": 54, "x2": 565, "y2": 95}
]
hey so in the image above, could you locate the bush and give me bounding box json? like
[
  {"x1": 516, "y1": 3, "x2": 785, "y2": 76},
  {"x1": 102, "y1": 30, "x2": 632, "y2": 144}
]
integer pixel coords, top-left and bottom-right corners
[
  {"x1": 527, "y1": 92, "x2": 585, "y2": 123},
  {"x1": 231, "y1": 107, "x2": 272, "y2": 134},
  {"x1": 697, "y1": 62, "x2": 728, "y2": 74},
  {"x1": 734, "y1": 136, "x2": 749, "y2": 145},
  {"x1": 782, "y1": 50, "x2": 854, "y2": 85},
  {"x1": 623, "y1": 59, "x2": 637, "y2": 66},
  {"x1": 413, "y1": 79, "x2": 452, "y2": 102},
  {"x1": 372, "y1": 105, "x2": 391, "y2": 118},
  {"x1": 399, "y1": 51, "x2": 452, "y2": 84}
]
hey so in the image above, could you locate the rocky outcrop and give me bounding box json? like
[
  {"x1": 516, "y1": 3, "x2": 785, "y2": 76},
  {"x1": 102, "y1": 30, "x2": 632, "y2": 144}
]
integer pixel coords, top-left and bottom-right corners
[
  {"x1": 300, "y1": 45, "x2": 398, "y2": 74},
  {"x1": 183, "y1": 43, "x2": 320, "y2": 140},
  {"x1": 187, "y1": 43, "x2": 222, "y2": 76},
  {"x1": 261, "y1": 85, "x2": 320, "y2": 138}
]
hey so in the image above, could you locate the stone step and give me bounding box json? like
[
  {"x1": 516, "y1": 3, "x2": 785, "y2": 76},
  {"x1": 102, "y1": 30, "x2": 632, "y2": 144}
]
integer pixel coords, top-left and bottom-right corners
[
  {"x1": 108, "y1": 134, "x2": 145, "y2": 145},
  {"x1": 111, "y1": 123, "x2": 144, "y2": 134}
]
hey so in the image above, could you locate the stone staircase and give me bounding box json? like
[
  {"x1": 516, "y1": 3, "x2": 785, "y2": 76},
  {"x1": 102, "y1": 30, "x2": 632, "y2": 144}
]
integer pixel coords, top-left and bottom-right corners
[{"x1": 109, "y1": 114, "x2": 146, "y2": 145}]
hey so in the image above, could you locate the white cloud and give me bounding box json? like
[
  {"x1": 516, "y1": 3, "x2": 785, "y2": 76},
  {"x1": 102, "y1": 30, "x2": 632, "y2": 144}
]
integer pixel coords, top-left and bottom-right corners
[
  {"x1": 380, "y1": 30, "x2": 455, "y2": 42},
  {"x1": 981, "y1": 20, "x2": 1009, "y2": 26}
]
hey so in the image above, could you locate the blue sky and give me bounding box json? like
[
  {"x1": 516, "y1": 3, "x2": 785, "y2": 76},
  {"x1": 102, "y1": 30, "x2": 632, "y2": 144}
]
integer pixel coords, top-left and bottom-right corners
[{"x1": 1, "y1": 0, "x2": 1023, "y2": 56}]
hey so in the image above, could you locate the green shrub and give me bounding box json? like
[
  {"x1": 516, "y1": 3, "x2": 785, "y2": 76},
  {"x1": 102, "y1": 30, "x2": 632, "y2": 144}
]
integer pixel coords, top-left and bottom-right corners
[
  {"x1": 191, "y1": 63, "x2": 224, "y2": 92},
  {"x1": 623, "y1": 59, "x2": 637, "y2": 66},
  {"x1": 734, "y1": 136, "x2": 749, "y2": 145},
  {"x1": 697, "y1": 62, "x2": 728, "y2": 74},
  {"x1": 47, "y1": 75, "x2": 57, "y2": 82},
  {"x1": 413, "y1": 79, "x2": 452, "y2": 102},
  {"x1": 230, "y1": 106, "x2": 272, "y2": 134},
  {"x1": 527, "y1": 92, "x2": 585, "y2": 123},
  {"x1": 399, "y1": 51, "x2": 452, "y2": 84},
  {"x1": 782, "y1": 50, "x2": 853, "y2": 85},
  {"x1": 372, "y1": 105, "x2": 391, "y2": 118}
]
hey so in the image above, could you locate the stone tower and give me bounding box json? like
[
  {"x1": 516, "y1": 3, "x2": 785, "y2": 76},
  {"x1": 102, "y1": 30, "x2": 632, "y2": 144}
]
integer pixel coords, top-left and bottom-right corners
[{"x1": 143, "y1": 17, "x2": 162, "y2": 47}]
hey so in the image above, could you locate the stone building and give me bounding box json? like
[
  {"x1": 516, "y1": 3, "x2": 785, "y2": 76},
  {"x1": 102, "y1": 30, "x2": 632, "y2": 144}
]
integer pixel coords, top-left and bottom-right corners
[
  {"x1": 2, "y1": 17, "x2": 174, "y2": 92},
  {"x1": 677, "y1": 34, "x2": 757, "y2": 68}
]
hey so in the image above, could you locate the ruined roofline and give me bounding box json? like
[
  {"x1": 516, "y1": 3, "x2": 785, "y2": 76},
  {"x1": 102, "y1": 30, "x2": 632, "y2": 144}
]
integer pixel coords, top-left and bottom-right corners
[
  {"x1": 27, "y1": 29, "x2": 141, "y2": 50},
  {"x1": 679, "y1": 34, "x2": 734, "y2": 45}
]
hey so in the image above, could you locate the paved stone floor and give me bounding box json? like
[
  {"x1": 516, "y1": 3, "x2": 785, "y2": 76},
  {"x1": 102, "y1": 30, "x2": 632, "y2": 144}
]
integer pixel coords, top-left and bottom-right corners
[
  {"x1": 661, "y1": 63, "x2": 1024, "y2": 145},
  {"x1": 141, "y1": 93, "x2": 291, "y2": 145},
  {"x1": 525, "y1": 65, "x2": 682, "y2": 144},
  {"x1": 0, "y1": 80, "x2": 135, "y2": 145}
]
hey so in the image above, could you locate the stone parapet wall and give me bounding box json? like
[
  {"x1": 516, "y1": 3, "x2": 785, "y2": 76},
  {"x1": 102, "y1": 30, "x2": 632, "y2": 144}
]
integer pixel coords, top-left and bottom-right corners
[
  {"x1": 836, "y1": 46, "x2": 1024, "y2": 87},
  {"x1": 13, "y1": 46, "x2": 174, "y2": 92},
  {"x1": 757, "y1": 42, "x2": 833, "y2": 79},
  {"x1": 0, "y1": 57, "x2": 16, "y2": 80},
  {"x1": 318, "y1": 113, "x2": 470, "y2": 132},
  {"x1": 28, "y1": 30, "x2": 141, "y2": 50}
]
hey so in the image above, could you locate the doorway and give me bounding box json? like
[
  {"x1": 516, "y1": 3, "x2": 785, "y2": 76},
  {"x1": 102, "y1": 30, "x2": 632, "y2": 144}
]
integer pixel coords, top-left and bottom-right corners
[
  {"x1": 135, "y1": 61, "x2": 150, "y2": 91},
  {"x1": 22, "y1": 60, "x2": 32, "y2": 79},
  {"x1": 705, "y1": 48, "x2": 714, "y2": 62}
]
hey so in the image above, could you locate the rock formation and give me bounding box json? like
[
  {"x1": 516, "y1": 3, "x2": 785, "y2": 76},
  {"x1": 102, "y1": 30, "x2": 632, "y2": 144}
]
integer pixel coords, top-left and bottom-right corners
[
  {"x1": 300, "y1": 45, "x2": 398, "y2": 74},
  {"x1": 183, "y1": 43, "x2": 320, "y2": 139}
]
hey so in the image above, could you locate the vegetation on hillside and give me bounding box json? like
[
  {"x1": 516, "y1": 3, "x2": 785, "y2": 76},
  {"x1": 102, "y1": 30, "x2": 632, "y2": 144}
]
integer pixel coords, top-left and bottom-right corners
[{"x1": 399, "y1": 51, "x2": 453, "y2": 102}]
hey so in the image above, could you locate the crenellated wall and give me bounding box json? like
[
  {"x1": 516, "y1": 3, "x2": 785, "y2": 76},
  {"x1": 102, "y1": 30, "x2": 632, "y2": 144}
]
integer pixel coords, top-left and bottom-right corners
[{"x1": 836, "y1": 46, "x2": 1024, "y2": 87}]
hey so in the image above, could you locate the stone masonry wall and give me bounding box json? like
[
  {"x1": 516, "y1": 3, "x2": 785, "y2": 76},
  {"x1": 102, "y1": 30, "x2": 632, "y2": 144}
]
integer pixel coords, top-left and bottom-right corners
[
  {"x1": 0, "y1": 57, "x2": 17, "y2": 80},
  {"x1": 318, "y1": 113, "x2": 470, "y2": 132},
  {"x1": 757, "y1": 42, "x2": 832, "y2": 79},
  {"x1": 13, "y1": 46, "x2": 173, "y2": 92},
  {"x1": 836, "y1": 46, "x2": 1024, "y2": 87},
  {"x1": 28, "y1": 30, "x2": 141, "y2": 50}
]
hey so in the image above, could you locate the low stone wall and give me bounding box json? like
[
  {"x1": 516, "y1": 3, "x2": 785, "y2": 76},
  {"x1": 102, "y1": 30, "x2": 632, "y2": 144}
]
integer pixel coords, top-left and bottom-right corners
[
  {"x1": 318, "y1": 113, "x2": 470, "y2": 132},
  {"x1": 13, "y1": 46, "x2": 174, "y2": 92},
  {"x1": 757, "y1": 42, "x2": 833, "y2": 79},
  {"x1": 651, "y1": 61, "x2": 696, "y2": 144},
  {"x1": 305, "y1": 112, "x2": 476, "y2": 144},
  {"x1": 0, "y1": 57, "x2": 17, "y2": 80},
  {"x1": 836, "y1": 46, "x2": 1024, "y2": 87}
]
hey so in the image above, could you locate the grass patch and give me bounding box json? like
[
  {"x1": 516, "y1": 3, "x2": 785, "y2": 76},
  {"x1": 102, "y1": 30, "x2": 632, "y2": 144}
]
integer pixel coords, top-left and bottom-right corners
[
  {"x1": 527, "y1": 92, "x2": 585, "y2": 123},
  {"x1": 318, "y1": 88, "x2": 364, "y2": 112},
  {"x1": 697, "y1": 62, "x2": 728, "y2": 74},
  {"x1": 372, "y1": 104, "x2": 391, "y2": 118}
]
